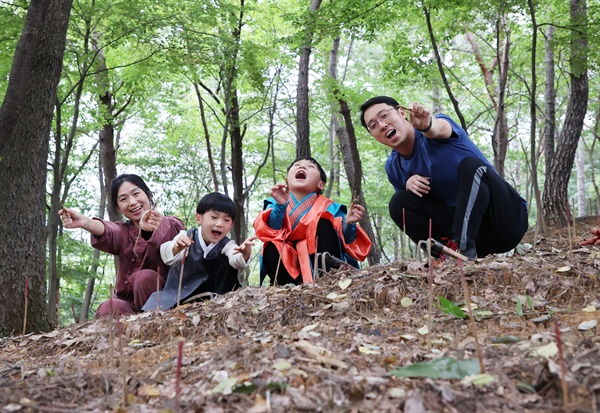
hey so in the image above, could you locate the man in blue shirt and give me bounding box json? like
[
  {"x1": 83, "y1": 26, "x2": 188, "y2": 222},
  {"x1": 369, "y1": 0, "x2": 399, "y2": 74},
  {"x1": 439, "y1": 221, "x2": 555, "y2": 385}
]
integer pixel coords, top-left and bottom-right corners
[{"x1": 359, "y1": 96, "x2": 528, "y2": 260}]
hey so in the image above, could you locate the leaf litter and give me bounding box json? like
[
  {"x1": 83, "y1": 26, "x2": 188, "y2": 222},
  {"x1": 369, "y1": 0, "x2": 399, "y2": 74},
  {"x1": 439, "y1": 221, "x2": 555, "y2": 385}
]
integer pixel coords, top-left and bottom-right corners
[{"x1": 1, "y1": 217, "x2": 599, "y2": 412}]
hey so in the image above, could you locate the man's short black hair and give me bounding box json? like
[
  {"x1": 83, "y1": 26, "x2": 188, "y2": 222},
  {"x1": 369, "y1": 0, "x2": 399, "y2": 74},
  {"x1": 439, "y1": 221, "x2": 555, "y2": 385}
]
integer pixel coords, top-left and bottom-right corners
[
  {"x1": 359, "y1": 96, "x2": 400, "y2": 130},
  {"x1": 196, "y1": 192, "x2": 236, "y2": 221}
]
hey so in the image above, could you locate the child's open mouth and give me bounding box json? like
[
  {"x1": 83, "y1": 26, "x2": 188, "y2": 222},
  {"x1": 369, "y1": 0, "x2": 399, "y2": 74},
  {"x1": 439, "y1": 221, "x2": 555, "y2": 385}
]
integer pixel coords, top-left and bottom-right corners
[
  {"x1": 295, "y1": 170, "x2": 306, "y2": 179},
  {"x1": 211, "y1": 230, "x2": 222, "y2": 237}
]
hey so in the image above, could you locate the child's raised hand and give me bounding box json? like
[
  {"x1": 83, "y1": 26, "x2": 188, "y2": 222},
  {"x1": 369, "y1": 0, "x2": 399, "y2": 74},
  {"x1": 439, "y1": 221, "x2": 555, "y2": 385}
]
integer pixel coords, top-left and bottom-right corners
[
  {"x1": 271, "y1": 183, "x2": 289, "y2": 205},
  {"x1": 172, "y1": 233, "x2": 193, "y2": 256},
  {"x1": 346, "y1": 204, "x2": 365, "y2": 225},
  {"x1": 234, "y1": 236, "x2": 257, "y2": 262},
  {"x1": 139, "y1": 209, "x2": 163, "y2": 232}
]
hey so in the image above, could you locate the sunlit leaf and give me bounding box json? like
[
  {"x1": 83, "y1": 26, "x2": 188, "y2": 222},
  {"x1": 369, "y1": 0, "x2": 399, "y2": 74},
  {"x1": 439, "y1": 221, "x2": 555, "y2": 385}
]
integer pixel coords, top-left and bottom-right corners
[{"x1": 437, "y1": 296, "x2": 467, "y2": 319}]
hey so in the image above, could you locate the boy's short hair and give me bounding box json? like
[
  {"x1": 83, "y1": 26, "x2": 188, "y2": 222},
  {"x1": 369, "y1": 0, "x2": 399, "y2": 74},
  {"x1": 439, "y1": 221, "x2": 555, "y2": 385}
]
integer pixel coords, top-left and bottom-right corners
[
  {"x1": 359, "y1": 96, "x2": 400, "y2": 130},
  {"x1": 196, "y1": 192, "x2": 236, "y2": 221},
  {"x1": 288, "y1": 156, "x2": 327, "y2": 185}
]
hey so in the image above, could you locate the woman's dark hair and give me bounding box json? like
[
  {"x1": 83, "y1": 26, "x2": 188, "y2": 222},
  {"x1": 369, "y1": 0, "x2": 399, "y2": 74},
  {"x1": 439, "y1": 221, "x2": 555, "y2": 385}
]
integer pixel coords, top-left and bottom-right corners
[
  {"x1": 288, "y1": 156, "x2": 327, "y2": 185},
  {"x1": 196, "y1": 192, "x2": 237, "y2": 221},
  {"x1": 110, "y1": 174, "x2": 153, "y2": 212},
  {"x1": 359, "y1": 96, "x2": 400, "y2": 129}
]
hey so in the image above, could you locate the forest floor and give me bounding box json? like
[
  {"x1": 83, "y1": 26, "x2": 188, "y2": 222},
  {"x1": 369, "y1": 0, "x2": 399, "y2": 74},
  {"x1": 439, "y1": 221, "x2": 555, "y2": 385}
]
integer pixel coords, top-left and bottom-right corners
[{"x1": 1, "y1": 217, "x2": 600, "y2": 413}]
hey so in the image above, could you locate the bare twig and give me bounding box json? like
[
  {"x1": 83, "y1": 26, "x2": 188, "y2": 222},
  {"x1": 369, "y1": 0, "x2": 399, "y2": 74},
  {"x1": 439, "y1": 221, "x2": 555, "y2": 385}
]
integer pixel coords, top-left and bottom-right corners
[
  {"x1": 175, "y1": 338, "x2": 184, "y2": 413},
  {"x1": 565, "y1": 201, "x2": 573, "y2": 254},
  {"x1": 459, "y1": 259, "x2": 485, "y2": 373},
  {"x1": 177, "y1": 248, "x2": 189, "y2": 308},
  {"x1": 427, "y1": 220, "x2": 433, "y2": 351},
  {"x1": 554, "y1": 320, "x2": 570, "y2": 413},
  {"x1": 22, "y1": 277, "x2": 29, "y2": 336}
]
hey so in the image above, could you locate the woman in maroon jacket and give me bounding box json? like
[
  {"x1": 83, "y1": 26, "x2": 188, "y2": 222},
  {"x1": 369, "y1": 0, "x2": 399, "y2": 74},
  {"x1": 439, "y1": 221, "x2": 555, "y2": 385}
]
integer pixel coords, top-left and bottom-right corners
[{"x1": 60, "y1": 174, "x2": 184, "y2": 318}]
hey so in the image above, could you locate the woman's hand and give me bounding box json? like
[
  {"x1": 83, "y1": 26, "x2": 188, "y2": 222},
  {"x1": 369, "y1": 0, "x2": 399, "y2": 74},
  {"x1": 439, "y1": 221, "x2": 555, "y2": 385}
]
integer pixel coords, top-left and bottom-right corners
[
  {"x1": 405, "y1": 174, "x2": 430, "y2": 197},
  {"x1": 59, "y1": 207, "x2": 90, "y2": 230},
  {"x1": 346, "y1": 204, "x2": 365, "y2": 225},
  {"x1": 271, "y1": 182, "x2": 289, "y2": 205},
  {"x1": 139, "y1": 209, "x2": 163, "y2": 232},
  {"x1": 59, "y1": 206, "x2": 105, "y2": 236}
]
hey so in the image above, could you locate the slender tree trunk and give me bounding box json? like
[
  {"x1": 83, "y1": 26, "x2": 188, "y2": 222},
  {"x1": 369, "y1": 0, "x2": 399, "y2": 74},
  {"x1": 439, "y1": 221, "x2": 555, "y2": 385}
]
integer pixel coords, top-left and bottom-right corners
[
  {"x1": 328, "y1": 37, "x2": 379, "y2": 265},
  {"x1": 0, "y1": 0, "x2": 73, "y2": 336},
  {"x1": 576, "y1": 138, "x2": 587, "y2": 216},
  {"x1": 94, "y1": 38, "x2": 121, "y2": 222},
  {"x1": 193, "y1": 82, "x2": 219, "y2": 192},
  {"x1": 295, "y1": 0, "x2": 322, "y2": 158},
  {"x1": 424, "y1": 6, "x2": 467, "y2": 131},
  {"x1": 527, "y1": 0, "x2": 544, "y2": 235},
  {"x1": 81, "y1": 161, "x2": 106, "y2": 322},
  {"x1": 544, "y1": 25, "x2": 556, "y2": 179},
  {"x1": 543, "y1": 0, "x2": 588, "y2": 229}
]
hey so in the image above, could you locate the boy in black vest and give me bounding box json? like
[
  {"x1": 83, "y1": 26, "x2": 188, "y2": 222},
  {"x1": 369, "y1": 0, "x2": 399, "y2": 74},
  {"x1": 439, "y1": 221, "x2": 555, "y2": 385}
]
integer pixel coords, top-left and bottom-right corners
[{"x1": 142, "y1": 192, "x2": 255, "y2": 311}]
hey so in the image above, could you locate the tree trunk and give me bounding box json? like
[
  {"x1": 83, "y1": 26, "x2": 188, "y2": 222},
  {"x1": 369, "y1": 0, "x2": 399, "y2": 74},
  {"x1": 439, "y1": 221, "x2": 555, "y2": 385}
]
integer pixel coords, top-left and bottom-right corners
[
  {"x1": 544, "y1": 25, "x2": 556, "y2": 179},
  {"x1": 0, "y1": 0, "x2": 73, "y2": 336},
  {"x1": 94, "y1": 39, "x2": 121, "y2": 223},
  {"x1": 424, "y1": 6, "x2": 467, "y2": 131},
  {"x1": 328, "y1": 36, "x2": 379, "y2": 265},
  {"x1": 193, "y1": 82, "x2": 219, "y2": 192},
  {"x1": 295, "y1": 0, "x2": 322, "y2": 158},
  {"x1": 542, "y1": 0, "x2": 588, "y2": 229},
  {"x1": 527, "y1": 0, "x2": 544, "y2": 236},
  {"x1": 81, "y1": 161, "x2": 107, "y2": 322},
  {"x1": 576, "y1": 139, "x2": 587, "y2": 217}
]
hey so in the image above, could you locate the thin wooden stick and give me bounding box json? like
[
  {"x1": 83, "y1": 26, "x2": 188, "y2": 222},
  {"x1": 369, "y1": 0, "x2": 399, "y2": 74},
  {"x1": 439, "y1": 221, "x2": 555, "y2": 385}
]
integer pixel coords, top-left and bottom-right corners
[
  {"x1": 56, "y1": 290, "x2": 61, "y2": 329},
  {"x1": 117, "y1": 320, "x2": 127, "y2": 407},
  {"x1": 554, "y1": 320, "x2": 570, "y2": 413},
  {"x1": 156, "y1": 266, "x2": 160, "y2": 310},
  {"x1": 571, "y1": 197, "x2": 576, "y2": 243},
  {"x1": 22, "y1": 277, "x2": 29, "y2": 336},
  {"x1": 459, "y1": 259, "x2": 485, "y2": 374},
  {"x1": 402, "y1": 208, "x2": 407, "y2": 260},
  {"x1": 108, "y1": 284, "x2": 114, "y2": 370},
  {"x1": 312, "y1": 235, "x2": 319, "y2": 286},
  {"x1": 565, "y1": 201, "x2": 573, "y2": 254},
  {"x1": 427, "y1": 220, "x2": 433, "y2": 351},
  {"x1": 176, "y1": 248, "x2": 189, "y2": 308},
  {"x1": 71, "y1": 303, "x2": 77, "y2": 324},
  {"x1": 175, "y1": 338, "x2": 184, "y2": 413}
]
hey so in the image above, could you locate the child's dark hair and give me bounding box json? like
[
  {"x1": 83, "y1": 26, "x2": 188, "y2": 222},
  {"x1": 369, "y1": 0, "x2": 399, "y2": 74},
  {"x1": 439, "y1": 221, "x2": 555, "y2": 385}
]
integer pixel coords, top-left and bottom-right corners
[
  {"x1": 196, "y1": 192, "x2": 236, "y2": 221},
  {"x1": 110, "y1": 174, "x2": 153, "y2": 212},
  {"x1": 288, "y1": 156, "x2": 327, "y2": 194}
]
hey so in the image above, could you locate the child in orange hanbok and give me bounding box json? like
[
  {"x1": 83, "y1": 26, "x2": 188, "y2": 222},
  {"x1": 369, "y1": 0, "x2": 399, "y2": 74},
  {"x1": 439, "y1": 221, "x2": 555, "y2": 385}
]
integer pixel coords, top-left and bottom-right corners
[{"x1": 254, "y1": 157, "x2": 372, "y2": 286}]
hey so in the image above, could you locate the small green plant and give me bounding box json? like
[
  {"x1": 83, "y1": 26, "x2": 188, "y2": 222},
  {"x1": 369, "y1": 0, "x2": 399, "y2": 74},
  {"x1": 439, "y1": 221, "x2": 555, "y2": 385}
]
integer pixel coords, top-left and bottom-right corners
[
  {"x1": 437, "y1": 296, "x2": 467, "y2": 319},
  {"x1": 515, "y1": 294, "x2": 534, "y2": 316}
]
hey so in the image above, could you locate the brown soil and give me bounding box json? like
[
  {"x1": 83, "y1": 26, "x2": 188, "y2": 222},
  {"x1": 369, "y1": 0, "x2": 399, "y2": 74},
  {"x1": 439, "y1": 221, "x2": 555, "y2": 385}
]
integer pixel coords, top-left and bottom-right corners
[{"x1": 1, "y1": 218, "x2": 599, "y2": 412}]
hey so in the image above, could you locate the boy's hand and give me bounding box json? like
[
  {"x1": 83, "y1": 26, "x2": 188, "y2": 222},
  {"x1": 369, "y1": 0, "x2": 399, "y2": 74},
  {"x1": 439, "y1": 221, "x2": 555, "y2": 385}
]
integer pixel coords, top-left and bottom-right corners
[
  {"x1": 139, "y1": 209, "x2": 163, "y2": 232},
  {"x1": 173, "y1": 234, "x2": 193, "y2": 256},
  {"x1": 234, "y1": 236, "x2": 257, "y2": 261},
  {"x1": 271, "y1": 183, "x2": 289, "y2": 205},
  {"x1": 346, "y1": 204, "x2": 365, "y2": 225}
]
